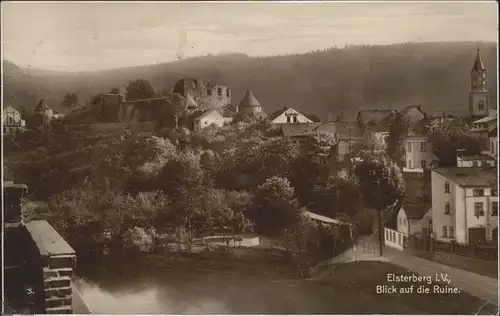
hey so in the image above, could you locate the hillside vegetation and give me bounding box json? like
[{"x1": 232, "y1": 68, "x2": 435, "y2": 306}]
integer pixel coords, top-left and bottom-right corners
[{"x1": 3, "y1": 41, "x2": 497, "y2": 119}]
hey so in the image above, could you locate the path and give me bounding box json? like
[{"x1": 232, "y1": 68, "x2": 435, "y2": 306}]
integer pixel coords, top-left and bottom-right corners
[{"x1": 324, "y1": 235, "x2": 499, "y2": 306}]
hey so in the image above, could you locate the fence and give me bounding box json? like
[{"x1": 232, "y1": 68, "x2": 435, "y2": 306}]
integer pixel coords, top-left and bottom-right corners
[
  {"x1": 433, "y1": 239, "x2": 497, "y2": 261},
  {"x1": 384, "y1": 227, "x2": 406, "y2": 251}
]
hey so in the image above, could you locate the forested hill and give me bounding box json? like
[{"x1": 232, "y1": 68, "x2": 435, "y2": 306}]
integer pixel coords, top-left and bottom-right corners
[{"x1": 3, "y1": 41, "x2": 497, "y2": 119}]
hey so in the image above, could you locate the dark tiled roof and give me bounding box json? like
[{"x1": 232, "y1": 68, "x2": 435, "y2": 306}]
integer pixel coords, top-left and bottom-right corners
[
  {"x1": 433, "y1": 167, "x2": 497, "y2": 188},
  {"x1": 333, "y1": 121, "x2": 364, "y2": 139},
  {"x1": 357, "y1": 109, "x2": 395, "y2": 126},
  {"x1": 460, "y1": 154, "x2": 496, "y2": 161},
  {"x1": 281, "y1": 123, "x2": 320, "y2": 137},
  {"x1": 402, "y1": 197, "x2": 430, "y2": 219},
  {"x1": 192, "y1": 109, "x2": 220, "y2": 120},
  {"x1": 267, "y1": 107, "x2": 288, "y2": 121},
  {"x1": 409, "y1": 119, "x2": 428, "y2": 136},
  {"x1": 239, "y1": 89, "x2": 261, "y2": 108}
]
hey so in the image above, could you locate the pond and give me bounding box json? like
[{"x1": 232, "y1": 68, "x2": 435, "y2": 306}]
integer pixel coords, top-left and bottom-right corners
[{"x1": 73, "y1": 254, "x2": 346, "y2": 314}]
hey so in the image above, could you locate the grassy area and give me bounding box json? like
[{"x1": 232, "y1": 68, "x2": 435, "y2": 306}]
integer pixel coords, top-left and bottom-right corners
[
  {"x1": 317, "y1": 261, "x2": 498, "y2": 315},
  {"x1": 415, "y1": 251, "x2": 498, "y2": 279}
]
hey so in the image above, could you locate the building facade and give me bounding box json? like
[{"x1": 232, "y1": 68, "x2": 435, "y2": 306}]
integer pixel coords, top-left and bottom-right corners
[
  {"x1": 269, "y1": 107, "x2": 313, "y2": 126},
  {"x1": 192, "y1": 109, "x2": 225, "y2": 131},
  {"x1": 431, "y1": 168, "x2": 498, "y2": 245},
  {"x1": 3, "y1": 106, "x2": 26, "y2": 135},
  {"x1": 172, "y1": 78, "x2": 231, "y2": 111}
]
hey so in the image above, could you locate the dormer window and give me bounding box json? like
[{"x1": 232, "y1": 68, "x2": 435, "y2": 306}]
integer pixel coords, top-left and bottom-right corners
[
  {"x1": 218, "y1": 88, "x2": 222, "y2": 96},
  {"x1": 473, "y1": 189, "x2": 484, "y2": 197}
]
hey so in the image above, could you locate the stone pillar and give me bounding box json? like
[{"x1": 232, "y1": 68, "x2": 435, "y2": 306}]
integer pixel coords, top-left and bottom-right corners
[
  {"x1": 3, "y1": 182, "x2": 30, "y2": 312},
  {"x1": 25, "y1": 220, "x2": 76, "y2": 314}
]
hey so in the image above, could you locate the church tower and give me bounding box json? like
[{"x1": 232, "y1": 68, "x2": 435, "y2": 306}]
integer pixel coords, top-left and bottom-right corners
[{"x1": 469, "y1": 46, "x2": 489, "y2": 118}]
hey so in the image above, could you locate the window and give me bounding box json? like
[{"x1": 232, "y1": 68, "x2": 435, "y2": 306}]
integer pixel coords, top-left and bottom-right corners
[
  {"x1": 472, "y1": 161, "x2": 479, "y2": 167},
  {"x1": 420, "y1": 142, "x2": 426, "y2": 152},
  {"x1": 226, "y1": 89, "x2": 230, "y2": 97},
  {"x1": 398, "y1": 218, "x2": 401, "y2": 226},
  {"x1": 492, "y1": 187, "x2": 498, "y2": 196},
  {"x1": 442, "y1": 226, "x2": 447, "y2": 237},
  {"x1": 474, "y1": 202, "x2": 485, "y2": 217},
  {"x1": 407, "y1": 142, "x2": 412, "y2": 153},
  {"x1": 293, "y1": 116, "x2": 298, "y2": 123},
  {"x1": 449, "y1": 226, "x2": 454, "y2": 238},
  {"x1": 473, "y1": 189, "x2": 485, "y2": 197},
  {"x1": 398, "y1": 234, "x2": 402, "y2": 245},
  {"x1": 445, "y1": 203, "x2": 451, "y2": 215},
  {"x1": 217, "y1": 88, "x2": 222, "y2": 96},
  {"x1": 478, "y1": 101, "x2": 485, "y2": 110},
  {"x1": 207, "y1": 89, "x2": 212, "y2": 96},
  {"x1": 492, "y1": 202, "x2": 498, "y2": 216},
  {"x1": 386, "y1": 230, "x2": 389, "y2": 240},
  {"x1": 421, "y1": 160, "x2": 427, "y2": 169},
  {"x1": 444, "y1": 181, "x2": 450, "y2": 193},
  {"x1": 286, "y1": 116, "x2": 291, "y2": 123}
]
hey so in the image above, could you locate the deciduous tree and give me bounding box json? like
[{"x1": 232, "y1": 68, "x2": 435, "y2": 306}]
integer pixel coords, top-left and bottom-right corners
[
  {"x1": 125, "y1": 79, "x2": 157, "y2": 101},
  {"x1": 62, "y1": 93, "x2": 78, "y2": 111},
  {"x1": 352, "y1": 149, "x2": 406, "y2": 256},
  {"x1": 249, "y1": 176, "x2": 300, "y2": 235},
  {"x1": 386, "y1": 112, "x2": 410, "y2": 167}
]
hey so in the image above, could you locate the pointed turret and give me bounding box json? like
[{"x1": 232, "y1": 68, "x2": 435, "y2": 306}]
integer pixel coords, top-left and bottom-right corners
[
  {"x1": 238, "y1": 89, "x2": 263, "y2": 114},
  {"x1": 472, "y1": 46, "x2": 486, "y2": 71}
]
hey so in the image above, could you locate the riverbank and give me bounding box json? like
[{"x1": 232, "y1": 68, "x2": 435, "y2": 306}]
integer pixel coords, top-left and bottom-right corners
[{"x1": 77, "y1": 248, "x2": 305, "y2": 280}]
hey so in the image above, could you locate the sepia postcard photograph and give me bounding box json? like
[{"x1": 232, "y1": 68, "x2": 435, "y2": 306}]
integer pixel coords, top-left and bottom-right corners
[{"x1": 1, "y1": 0, "x2": 499, "y2": 314}]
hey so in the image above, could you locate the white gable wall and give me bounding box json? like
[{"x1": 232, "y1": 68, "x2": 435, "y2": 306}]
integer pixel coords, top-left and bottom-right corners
[{"x1": 271, "y1": 108, "x2": 313, "y2": 124}]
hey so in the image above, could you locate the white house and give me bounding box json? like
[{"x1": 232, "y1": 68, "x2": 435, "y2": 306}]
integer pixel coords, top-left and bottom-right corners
[
  {"x1": 470, "y1": 113, "x2": 497, "y2": 150},
  {"x1": 457, "y1": 154, "x2": 496, "y2": 168},
  {"x1": 431, "y1": 168, "x2": 498, "y2": 245},
  {"x1": 3, "y1": 106, "x2": 26, "y2": 135},
  {"x1": 385, "y1": 198, "x2": 432, "y2": 251},
  {"x1": 192, "y1": 109, "x2": 224, "y2": 131},
  {"x1": 269, "y1": 107, "x2": 313, "y2": 126}
]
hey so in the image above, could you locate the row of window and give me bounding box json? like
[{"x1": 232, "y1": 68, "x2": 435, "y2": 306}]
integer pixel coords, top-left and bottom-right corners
[
  {"x1": 407, "y1": 142, "x2": 426, "y2": 153},
  {"x1": 443, "y1": 183, "x2": 498, "y2": 196},
  {"x1": 406, "y1": 160, "x2": 427, "y2": 169},
  {"x1": 442, "y1": 225, "x2": 454, "y2": 238},
  {"x1": 207, "y1": 88, "x2": 230, "y2": 97},
  {"x1": 443, "y1": 201, "x2": 498, "y2": 216},
  {"x1": 286, "y1": 115, "x2": 298, "y2": 123}
]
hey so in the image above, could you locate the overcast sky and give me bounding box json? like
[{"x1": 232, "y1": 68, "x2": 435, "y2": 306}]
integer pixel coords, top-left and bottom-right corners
[{"x1": 1, "y1": 1, "x2": 498, "y2": 71}]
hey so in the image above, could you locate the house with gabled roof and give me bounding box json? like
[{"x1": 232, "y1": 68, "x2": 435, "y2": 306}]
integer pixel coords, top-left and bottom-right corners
[
  {"x1": 192, "y1": 109, "x2": 225, "y2": 131},
  {"x1": 269, "y1": 107, "x2": 314, "y2": 127}
]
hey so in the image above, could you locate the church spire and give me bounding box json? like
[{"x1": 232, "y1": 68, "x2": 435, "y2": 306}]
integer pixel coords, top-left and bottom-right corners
[{"x1": 472, "y1": 45, "x2": 486, "y2": 71}]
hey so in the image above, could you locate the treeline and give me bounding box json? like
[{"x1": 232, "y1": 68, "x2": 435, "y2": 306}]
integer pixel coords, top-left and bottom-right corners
[
  {"x1": 9, "y1": 118, "x2": 375, "y2": 261},
  {"x1": 3, "y1": 42, "x2": 497, "y2": 119}
]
